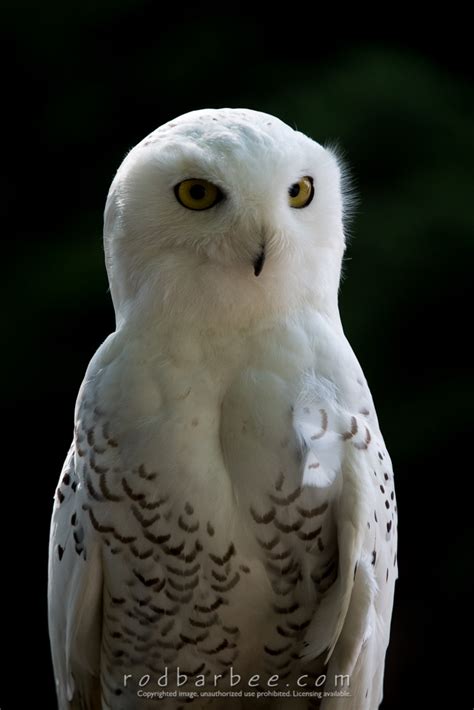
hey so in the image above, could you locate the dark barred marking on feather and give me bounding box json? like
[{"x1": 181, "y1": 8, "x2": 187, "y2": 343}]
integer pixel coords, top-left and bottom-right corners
[
  {"x1": 133, "y1": 570, "x2": 163, "y2": 588},
  {"x1": 85, "y1": 475, "x2": 104, "y2": 501},
  {"x1": 112, "y1": 531, "x2": 136, "y2": 544},
  {"x1": 168, "y1": 576, "x2": 199, "y2": 592},
  {"x1": 297, "y1": 526, "x2": 322, "y2": 541},
  {"x1": 276, "y1": 625, "x2": 302, "y2": 638},
  {"x1": 310, "y1": 409, "x2": 329, "y2": 440},
  {"x1": 222, "y1": 625, "x2": 239, "y2": 635},
  {"x1": 264, "y1": 642, "x2": 292, "y2": 656},
  {"x1": 209, "y1": 543, "x2": 235, "y2": 566},
  {"x1": 189, "y1": 614, "x2": 218, "y2": 628},
  {"x1": 194, "y1": 597, "x2": 225, "y2": 613},
  {"x1": 211, "y1": 572, "x2": 240, "y2": 592},
  {"x1": 189, "y1": 614, "x2": 219, "y2": 629},
  {"x1": 180, "y1": 631, "x2": 209, "y2": 645},
  {"x1": 266, "y1": 559, "x2": 298, "y2": 576},
  {"x1": 200, "y1": 639, "x2": 229, "y2": 654},
  {"x1": 132, "y1": 505, "x2": 160, "y2": 528},
  {"x1": 266, "y1": 547, "x2": 292, "y2": 561},
  {"x1": 119, "y1": 626, "x2": 137, "y2": 639},
  {"x1": 143, "y1": 529, "x2": 172, "y2": 545},
  {"x1": 287, "y1": 619, "x2": 311, "y2": 631},
  {"x1": 296, "y1": 502, "x2": 328, "y2": 518},
  {"x1": 131, "y1": 594, "x2": 152, "y2": 606},
  {"x1": 137, "y1": 496, "x2": 168, "y2": 510},
  {"x1": 341, "y1": 416, "x2": 358, "y2": 440},
  {"x1": 250, "y1": 506, "x2": 276, "y2": 524},
  {"x1": 130, "y1": 545, "x2": 153, "y2": 560},
  {"x1": 311, "y1": 560, "x2": 337, "y2": 584},
  {"x1": 269, "y1": 487, "x2": 301, "y2": 506},
  {"x1": 178, "y1": 544, "x2": 201, "y2": 563},
  {"x1": 154, "y1": 637, "x2": 184, "y2": 651},
  {"x1": 161, "y1": 619, "x2": 175, "y2": 636},
  {"x1": 147, "y1": 603, "x2": 179, "y2": 617},
  {"x1": 99, "y1": 474, "x2": 123, "y2": 502},
  {"x1": 88, "y1": 508, "x2": 114, "y2": 534},
  {"x1": 273, "y1": 518, "x2": 303, "y2": 533},
  {"x1": 354, "y1": 426, "x2": 371, "y2": 450},
  {"x1": 111, "y1": 597, "x2": 126, "y2": 605},
  {"x1": 89, "y1": 452, "x2": 109, "y2": 475},
  {"x1": 138, "y1": 464, "x2": 157, "y2": 481},
  {"x1": 273, "y1": 601, "x2": 299, "y2": 614},
  {"x1": 166, "y1": 589, "x2": 193, "y2": 604},
  {"x1": 257, "y1": 534, "x2": 280, "y2": 550},
  {"x1": 121, "y1": 478, "x2": 145, "y2": 501},
  {"x1": 166, "y1": 562, "x2": 200, "y2": 577},
  {"x1": 178, "y1": 516, "x2": 200, "y2": 533}
]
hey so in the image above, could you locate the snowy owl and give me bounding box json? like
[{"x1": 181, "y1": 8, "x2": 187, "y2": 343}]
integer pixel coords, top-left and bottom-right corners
[{"x1": 48, "y1": 108, "x2": 397, "y2": 710}]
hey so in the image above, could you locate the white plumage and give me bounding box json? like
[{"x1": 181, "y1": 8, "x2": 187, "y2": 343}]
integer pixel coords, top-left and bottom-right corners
[{"x1": 48, "y1": 108, "x2": 397, "y2": 710}]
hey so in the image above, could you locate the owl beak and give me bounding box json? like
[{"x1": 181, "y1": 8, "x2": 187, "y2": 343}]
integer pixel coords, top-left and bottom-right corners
[{"x1": 253, "y1": 245, "x2": 266, "y2": 277}]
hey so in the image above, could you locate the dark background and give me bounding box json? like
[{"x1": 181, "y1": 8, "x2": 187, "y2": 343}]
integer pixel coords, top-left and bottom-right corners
[{"x1": 3, "y1": 5, "x2": 473, "y2": 708}]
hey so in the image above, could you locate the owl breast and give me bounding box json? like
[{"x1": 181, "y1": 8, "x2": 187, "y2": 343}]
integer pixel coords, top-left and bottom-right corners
[{"x1": 67, "y1": 331, "x2": 340, "y2": 706}]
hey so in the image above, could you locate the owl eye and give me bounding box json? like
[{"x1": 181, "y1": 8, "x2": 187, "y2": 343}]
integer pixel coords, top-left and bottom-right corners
[
  {"x1": 174, "y1": 179, "x2": 223, "y2": 211},
  {"x1": 288, "y1": 176, "x2": 314, "y2": 209}
]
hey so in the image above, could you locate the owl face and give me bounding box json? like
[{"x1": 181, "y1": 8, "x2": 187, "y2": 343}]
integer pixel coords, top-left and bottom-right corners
[{"x1": 105, "y1": 109, "x2": 347, "y2": 326}]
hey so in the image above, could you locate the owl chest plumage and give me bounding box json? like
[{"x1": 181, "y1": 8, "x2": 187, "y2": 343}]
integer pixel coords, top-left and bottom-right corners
[{"x1": 70, "y1": 321, "x2": 342, "y2": 697}]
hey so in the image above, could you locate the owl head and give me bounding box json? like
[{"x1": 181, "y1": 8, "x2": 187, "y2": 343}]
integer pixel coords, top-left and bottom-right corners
[{"x1": 104, "y1": 109, "x2": 347, "y2": 330}]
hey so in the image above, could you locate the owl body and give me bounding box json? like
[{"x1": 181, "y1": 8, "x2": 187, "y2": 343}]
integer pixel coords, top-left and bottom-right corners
[{"x1": 49, "y1": 109, "x2": 397, "y2": 710}]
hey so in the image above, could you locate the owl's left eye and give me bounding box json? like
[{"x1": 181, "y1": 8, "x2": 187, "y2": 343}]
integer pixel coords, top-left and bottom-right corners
[
  {"x1": 174, "y1": 179, "x2": 223, "y2": 211},
  {"x1": 288, "y1": 176, "x2": 314, "y2": 209}
]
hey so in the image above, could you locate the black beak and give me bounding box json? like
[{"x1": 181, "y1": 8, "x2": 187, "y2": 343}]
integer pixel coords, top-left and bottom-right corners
[{"x1": 253, "y1": 246, "x2": 266, "y2": 277}]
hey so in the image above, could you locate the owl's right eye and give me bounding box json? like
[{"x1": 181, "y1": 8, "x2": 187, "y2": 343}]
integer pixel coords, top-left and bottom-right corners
[
  {"x1": 288, "y1": 176, "x2": 314, "y2": 209},
  {"x1": 174, "y1": 179, "x2": 224, "y2": 211}
]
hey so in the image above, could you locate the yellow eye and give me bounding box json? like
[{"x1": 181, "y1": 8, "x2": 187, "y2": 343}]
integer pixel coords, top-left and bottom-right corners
[
  {"x1": 288, "y1": 176, "x2": 314, "y2": 209},
  {"x1": 174, "y1": 178, "x2": 223, "y2": 211}
]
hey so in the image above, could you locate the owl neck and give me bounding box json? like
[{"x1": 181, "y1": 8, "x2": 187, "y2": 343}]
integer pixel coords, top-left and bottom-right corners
[{"x1": 111, "y1": 246, "x2": 343, "y2": 339}]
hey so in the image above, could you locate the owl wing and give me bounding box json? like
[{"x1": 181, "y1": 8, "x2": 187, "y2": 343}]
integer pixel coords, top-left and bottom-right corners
[
  {"x1": 295, "y1": 389, "x2": 398, "y2": 710},
  {"x1": 48, "y1": 442, "x2": 103, "y2": 710}
]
